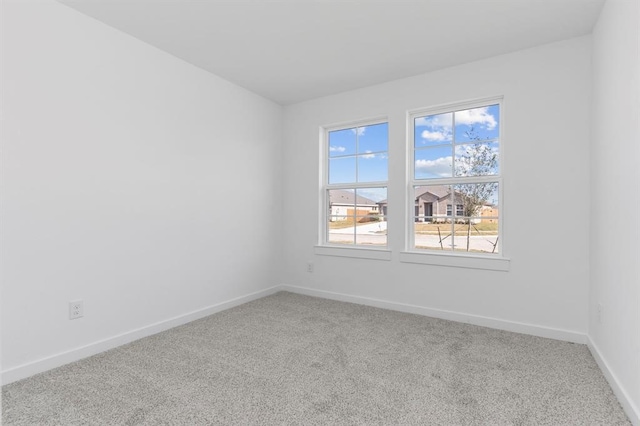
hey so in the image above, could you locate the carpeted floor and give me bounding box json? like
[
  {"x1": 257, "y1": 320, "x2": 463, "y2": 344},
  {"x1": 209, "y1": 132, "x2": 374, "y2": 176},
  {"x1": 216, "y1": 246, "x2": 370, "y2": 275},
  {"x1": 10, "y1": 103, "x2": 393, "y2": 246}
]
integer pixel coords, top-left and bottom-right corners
[{"x1": 2, "y1": 291, "x2": 630, "y2": 425}]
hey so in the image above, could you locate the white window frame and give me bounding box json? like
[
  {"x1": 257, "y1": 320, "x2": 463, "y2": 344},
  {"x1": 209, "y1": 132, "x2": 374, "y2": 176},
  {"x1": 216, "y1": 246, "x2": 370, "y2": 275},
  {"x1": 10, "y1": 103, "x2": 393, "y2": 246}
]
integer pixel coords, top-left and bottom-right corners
[
  {"x1": 315, "y1": 117, "x2": 391, "y2": 260},
  {"x1": 401, "y1": 97, "x2": 510, "y2": 271}
]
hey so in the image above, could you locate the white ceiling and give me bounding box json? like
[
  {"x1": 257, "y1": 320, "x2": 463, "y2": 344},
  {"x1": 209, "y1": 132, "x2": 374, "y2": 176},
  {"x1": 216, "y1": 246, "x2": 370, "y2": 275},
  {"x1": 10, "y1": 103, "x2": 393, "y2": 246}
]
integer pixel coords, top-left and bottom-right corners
[{"x1": 59, "y1": 0, "x2": 604, "y2": 105}]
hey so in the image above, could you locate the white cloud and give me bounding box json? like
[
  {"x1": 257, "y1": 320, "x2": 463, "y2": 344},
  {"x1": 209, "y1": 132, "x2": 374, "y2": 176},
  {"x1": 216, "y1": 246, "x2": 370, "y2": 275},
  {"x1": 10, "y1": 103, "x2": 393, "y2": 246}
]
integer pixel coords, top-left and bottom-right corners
[
  {"x1": 454, "y1": 143, "x2": 498, "y2": 157},
  {"x1": 421, "y1": 129, "x2": 451, "y2": 142},
  {"x1": 455, "y1": 107, "x2": 496, "y2": 130},
  {"x1": 361, "y1": 150, "x2": 376, "y2": 159},
  {"x1": 416, "y1": 113, "x2": 452, "y2": 144},
  {"x1": 415, "y1": 112, "x2": 452, "y2": 128},
  {"x1": 330, "y1": 146, "x2": 346, "y2": 153},
  {"x1": 351, "y1": 127, "x2": 366, "y2": 136},
  {"x1": 415, "y1": 156, "x2": 452, "y2": 177}
]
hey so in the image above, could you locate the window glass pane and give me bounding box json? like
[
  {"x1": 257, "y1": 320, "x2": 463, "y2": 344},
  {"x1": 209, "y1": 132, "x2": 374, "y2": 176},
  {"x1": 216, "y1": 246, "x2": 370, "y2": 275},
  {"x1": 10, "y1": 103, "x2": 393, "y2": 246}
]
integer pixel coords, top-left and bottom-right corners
[
  {"x1": 358, "y1": 153, "x2": 388, "y2": 182},
  {"x1": 415, "y1": 146, "x2": 452, "y2": 179},
  {"x1": 452, "y1": 217, "x2": 499, "y2": 254},
  {"x1": 328, "y1": 189, "x2": 355, "y2": 217},
  {"x1": 359, "y1": 187, "x2": 388, "y2": 218},
  {"x1": 355, "y1": 187, "x2": 386, "y2": 229},
  {"x1": 328, "y1": 226, "x2": 355, "y2": 245},
  {"x1": 354, "y1": 215, "x2": 387, "y2": 246},
  {"x1": 454, "y1": 104, "x2": 500, "y2": 142},
  {"x1": 358, "y1": 122, "x2": 388, "y2": 153},
  {"x1": 454, "y1": 142, "x2": 499, "y2": 177},
  {"x1": 328, "y1": 212, "x2": 355, "y2": 245},
  {"x1": 329, "y1": 128, "x2": 356, "y2": 157},
  {"x1": 414, "y1": 185, "x2": 452, "y2": 217},
  {"x1": 414, "y1": 112, "x2": 453, "y2": 147},
  {"x1": 453, "y1": 182, "x2": 499, "y2": 218},
  {"x1": 329, "y1": 156, "x2": 356, "y2": 184},
  {"x1": 355, "y1": 187, "x2": 387, "y2": 205},
  {"x1": 414, "y1": 220, "x2": 453, "y2": 251}
]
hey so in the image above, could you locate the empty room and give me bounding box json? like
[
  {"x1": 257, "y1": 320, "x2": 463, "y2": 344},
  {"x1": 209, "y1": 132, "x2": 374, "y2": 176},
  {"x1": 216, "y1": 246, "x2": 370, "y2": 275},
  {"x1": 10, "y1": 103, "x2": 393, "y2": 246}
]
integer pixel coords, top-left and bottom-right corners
[{"x1": 1, "y1": 0, "x2": 639, "y2": 424}]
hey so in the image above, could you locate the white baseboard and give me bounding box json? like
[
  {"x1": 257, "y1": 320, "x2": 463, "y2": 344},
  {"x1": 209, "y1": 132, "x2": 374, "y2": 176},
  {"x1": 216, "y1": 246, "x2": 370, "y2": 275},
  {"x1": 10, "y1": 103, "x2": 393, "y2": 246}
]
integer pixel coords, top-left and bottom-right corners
[
  {"x1": 588, "y1": 337, "x2": 640, "y2": 426},
  {"x1": 1, "y1": 286, "x2": 282, "y2": 386},
  {"x1": 280, "y1": 285, "x2": 587, "y2": 344}
]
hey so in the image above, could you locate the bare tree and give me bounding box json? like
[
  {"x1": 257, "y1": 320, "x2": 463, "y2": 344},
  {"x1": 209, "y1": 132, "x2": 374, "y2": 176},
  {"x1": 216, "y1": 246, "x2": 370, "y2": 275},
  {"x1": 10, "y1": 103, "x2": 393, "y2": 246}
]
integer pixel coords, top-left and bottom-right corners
[
  {"x1": 454, "y1": 127, "x2": 498, "y2": 218},
  {"x1": 453, "y1": 128, "x2": 498, "y2": 251}
]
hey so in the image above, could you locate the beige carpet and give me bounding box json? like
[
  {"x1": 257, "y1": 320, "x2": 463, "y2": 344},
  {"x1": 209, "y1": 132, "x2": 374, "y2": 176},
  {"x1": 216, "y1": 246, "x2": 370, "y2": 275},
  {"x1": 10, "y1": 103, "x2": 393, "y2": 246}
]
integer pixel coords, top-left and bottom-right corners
[{"x1": 2, "y1": 291, "x2": 630, "y2": 425}]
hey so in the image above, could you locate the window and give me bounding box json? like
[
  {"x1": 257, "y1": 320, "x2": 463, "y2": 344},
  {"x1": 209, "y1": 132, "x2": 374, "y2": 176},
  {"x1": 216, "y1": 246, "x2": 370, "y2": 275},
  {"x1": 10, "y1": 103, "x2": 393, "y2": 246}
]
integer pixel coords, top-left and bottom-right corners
[
  {"x1": 446, "y1": 204, "x2": 464, "y2": 217},
  {"x1": 410, "y1": 100, "x2": 501, "y2": 255},
  {"x1": 323, "y1": 120, "x2": 388, "y2": 247}
]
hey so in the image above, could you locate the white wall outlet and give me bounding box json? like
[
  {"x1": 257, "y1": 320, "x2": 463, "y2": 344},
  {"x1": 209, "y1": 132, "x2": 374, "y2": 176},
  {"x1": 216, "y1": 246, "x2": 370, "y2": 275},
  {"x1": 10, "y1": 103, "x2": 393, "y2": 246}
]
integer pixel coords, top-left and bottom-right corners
[
  {"x1": 307, "y1": 262, "x2": 314, "y2": 273},
  {"x1": 597, "y1": 303, "x2": 603, "y2": 324},
  {"x1": 69, "y1": 300, "x2": 84, "y2": 320}
]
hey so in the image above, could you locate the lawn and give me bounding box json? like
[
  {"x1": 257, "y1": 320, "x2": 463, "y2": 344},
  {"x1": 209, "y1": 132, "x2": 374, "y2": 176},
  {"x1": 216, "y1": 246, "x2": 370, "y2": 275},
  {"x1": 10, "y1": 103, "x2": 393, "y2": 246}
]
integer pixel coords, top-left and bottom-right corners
[
  {"x1": 329, "y1": 219, "x2": 497, "y2": 235},
  {"x1": 414, "y1": 221, "x2": 498, "y2": 235},
  {"x1": 329, "y1": 218, "x2": 381, "y2": 229}
]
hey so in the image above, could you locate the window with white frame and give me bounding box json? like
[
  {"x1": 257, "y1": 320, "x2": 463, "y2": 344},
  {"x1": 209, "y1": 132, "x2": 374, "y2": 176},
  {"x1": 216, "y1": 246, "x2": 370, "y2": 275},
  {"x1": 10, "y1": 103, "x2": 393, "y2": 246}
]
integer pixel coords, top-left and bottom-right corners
[
  {"x1": 323, "y1": 120, "x2": 388, "y2": 247},
  {"x1": 410, "y1": 100, "x2": 501, "y2": 254}
]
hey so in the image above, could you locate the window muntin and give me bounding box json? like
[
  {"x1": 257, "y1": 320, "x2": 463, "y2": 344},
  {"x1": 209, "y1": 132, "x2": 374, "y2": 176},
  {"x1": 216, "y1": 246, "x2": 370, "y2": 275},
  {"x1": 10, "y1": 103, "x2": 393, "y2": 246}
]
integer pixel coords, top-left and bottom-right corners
[
  {"x1": 411, "y1": 101, "x2": 501, "y2": 255},
  {"x1": 324, "y1": 121, "x2": 388, "y2": 248}
]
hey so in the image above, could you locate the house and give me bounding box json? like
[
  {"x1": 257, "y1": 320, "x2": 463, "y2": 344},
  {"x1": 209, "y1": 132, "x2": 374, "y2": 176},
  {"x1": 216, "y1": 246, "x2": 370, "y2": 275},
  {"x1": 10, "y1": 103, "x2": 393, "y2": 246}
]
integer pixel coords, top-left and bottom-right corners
[
  {"x1": 378, "y1": 185, "x2": 499, "y2": 223},
  {"x1": 414, "y1": 185, "x2": 461, "y2": 221},
  {"x1": 2, "y1": 0, "x2": 638, "y2": 424},
  {"x1": 328, "y1": 189, "x2": 379, "y2": 220}
]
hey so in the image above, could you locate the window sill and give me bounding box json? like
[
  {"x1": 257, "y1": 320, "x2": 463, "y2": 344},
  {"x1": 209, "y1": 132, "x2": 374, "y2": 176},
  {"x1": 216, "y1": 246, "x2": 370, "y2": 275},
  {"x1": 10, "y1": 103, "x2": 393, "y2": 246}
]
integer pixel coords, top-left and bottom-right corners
[
  {"x1": 399, "y1": 251, "x2": 510, "y2": 271},
  {"x1": 314, "y1": 245, "x2": 392, "y2": 261}
]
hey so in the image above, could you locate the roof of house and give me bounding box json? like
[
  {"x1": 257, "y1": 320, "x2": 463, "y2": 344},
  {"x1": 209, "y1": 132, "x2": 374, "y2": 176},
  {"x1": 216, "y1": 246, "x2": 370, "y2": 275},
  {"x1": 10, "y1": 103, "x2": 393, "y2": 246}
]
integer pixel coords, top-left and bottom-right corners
[
  {"x1": 329, "y1": 189, "x2": 377, "y2": 205},
  {"x1": 377, "y1": 186, "x2": 452, "y2": 206},
  {"x1": 415, "y1": 185, "x2": 451, "y2": 200}
]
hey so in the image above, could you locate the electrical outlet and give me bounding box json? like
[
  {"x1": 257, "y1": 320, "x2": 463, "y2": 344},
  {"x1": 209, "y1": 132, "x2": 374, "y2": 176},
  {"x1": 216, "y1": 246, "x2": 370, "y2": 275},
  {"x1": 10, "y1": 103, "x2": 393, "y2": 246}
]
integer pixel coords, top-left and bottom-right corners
[
  {"x1": 597, "y1": 303, "x2": 602, "y2": 324},
  {"x1": 307, "y1": 262, "x2": 314, "y2": 273},
  {"x1": 69, "y1": 300, "x2": 83, "y2": 320}
]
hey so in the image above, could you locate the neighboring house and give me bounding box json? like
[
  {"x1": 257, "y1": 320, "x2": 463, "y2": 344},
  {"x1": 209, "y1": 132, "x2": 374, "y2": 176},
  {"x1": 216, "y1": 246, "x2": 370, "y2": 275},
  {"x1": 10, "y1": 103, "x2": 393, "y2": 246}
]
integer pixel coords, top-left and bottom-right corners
[
  {"x1": 329, "y1": 189, "x2": 379, "y2": 221},
  {"x1": 414, "y1": 185, "x2": 452, "y2": 220},
  {"x1": 377, "y1": 185, "x2": 498, "y2": 223}
]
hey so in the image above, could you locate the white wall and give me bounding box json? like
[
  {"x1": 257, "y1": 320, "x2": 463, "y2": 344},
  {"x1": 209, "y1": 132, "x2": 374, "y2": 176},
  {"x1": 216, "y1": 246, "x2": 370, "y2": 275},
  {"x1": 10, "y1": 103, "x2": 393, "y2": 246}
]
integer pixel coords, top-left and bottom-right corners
[
  {"x1": 283, "y1": 37, "x2": 592, "y2": 339},
  {"x1": 589, "y1": 0, "x2": 640, "y2": 421},
  {"x1": 1, "y1": 0, "x2": 282, "y2": 382}
]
